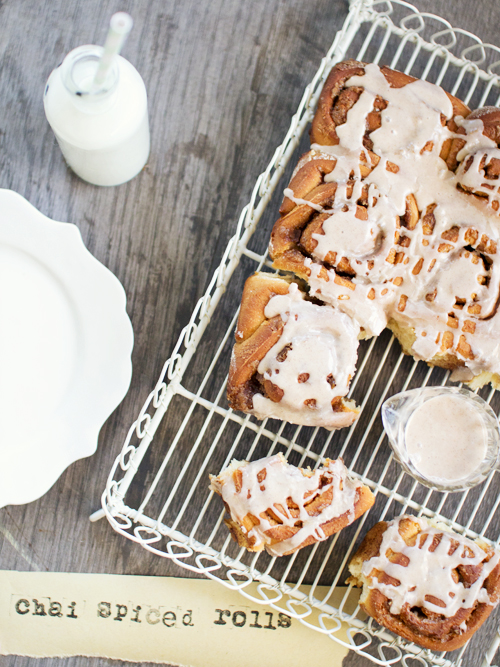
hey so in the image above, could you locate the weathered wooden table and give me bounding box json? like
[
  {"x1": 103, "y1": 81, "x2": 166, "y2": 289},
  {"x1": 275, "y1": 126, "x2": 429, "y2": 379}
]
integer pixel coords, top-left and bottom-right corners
[{"x1": 2, "y1": 1, "x2": 500, "y2": 666}]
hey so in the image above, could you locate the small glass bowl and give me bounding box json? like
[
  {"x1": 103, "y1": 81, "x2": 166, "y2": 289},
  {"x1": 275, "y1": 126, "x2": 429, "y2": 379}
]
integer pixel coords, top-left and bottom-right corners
[{"x1": 381, "y1": 386, "x2": 500, "y2": 492}]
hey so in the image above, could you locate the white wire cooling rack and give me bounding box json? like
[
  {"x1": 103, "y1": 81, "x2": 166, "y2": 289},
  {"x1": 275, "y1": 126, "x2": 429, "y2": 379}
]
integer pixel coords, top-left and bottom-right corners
[{"x1": 94, "y1": 1, "x2": 500, "y2": 665}]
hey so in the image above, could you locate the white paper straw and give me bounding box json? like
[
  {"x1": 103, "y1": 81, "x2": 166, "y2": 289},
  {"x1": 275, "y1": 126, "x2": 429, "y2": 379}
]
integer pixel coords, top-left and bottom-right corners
[{"x1": 91, "y1": 12, "x2": 133, "y2": 93}]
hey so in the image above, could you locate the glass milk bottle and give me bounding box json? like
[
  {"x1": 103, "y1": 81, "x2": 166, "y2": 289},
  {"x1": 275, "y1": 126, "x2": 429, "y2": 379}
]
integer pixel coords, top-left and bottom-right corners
[{"x1": 43, "y1": 22, "x2": 149, "y2": 186}]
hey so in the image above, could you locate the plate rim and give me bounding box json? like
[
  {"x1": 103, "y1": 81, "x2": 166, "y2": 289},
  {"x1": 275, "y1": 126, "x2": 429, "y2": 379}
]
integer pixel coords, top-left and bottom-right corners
[{"x1": 0, "y1": 189, "x2": 134, "y2": 507}]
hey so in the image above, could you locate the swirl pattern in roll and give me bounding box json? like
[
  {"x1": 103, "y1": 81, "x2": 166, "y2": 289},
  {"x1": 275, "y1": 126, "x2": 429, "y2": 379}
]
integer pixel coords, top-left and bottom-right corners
[
  {"x1": 348, "y1": 515, "x2": 500, "y2": 651},
  {"x1": 270, "y1": 60, "x2": 500, "y2": 388},
  {"x1": 227, "y1": 273, "x2": 360, "y2": 428}
]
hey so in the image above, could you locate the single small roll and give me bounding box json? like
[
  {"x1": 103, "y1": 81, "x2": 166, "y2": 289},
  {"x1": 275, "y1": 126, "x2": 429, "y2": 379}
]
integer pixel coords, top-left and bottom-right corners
[
  {"x1": 227, "y1": 272, "x2": 360, "y2": 429},
  {"x1": 309, "y1": 59, "x2": 469, "y2": 159},
  {"x1": 210, "y1": 453, "x2": 374, "y2": 557},
  {"x1": 348, "y1": 515, "x2": 500, "y2": 651}
]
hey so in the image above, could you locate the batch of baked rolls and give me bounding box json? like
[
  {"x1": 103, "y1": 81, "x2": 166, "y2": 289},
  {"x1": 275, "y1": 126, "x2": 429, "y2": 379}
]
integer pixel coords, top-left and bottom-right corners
[{"x1": 209, "y1": 60, "x2": 500, "y2": 651}]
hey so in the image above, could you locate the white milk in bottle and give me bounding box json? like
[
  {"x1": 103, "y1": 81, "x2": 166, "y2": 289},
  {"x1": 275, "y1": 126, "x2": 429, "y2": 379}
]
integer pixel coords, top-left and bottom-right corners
[{"x1": 43, "y1": 15, "x2": 149, "y2": 186}]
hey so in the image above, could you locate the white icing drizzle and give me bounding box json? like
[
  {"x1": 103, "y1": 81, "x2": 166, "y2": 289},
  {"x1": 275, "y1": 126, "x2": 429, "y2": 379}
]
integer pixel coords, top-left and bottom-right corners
[
  {"x1": 286, "y1": 63, "x2": 500, "y2": 375},
  {"x1": 214, "y1": 453, "x2": 362, "y2": 556},
  {"x1": 312, "y1": 203, "x2": 379, "y2": 262},
  {"x1": 362, "y1": 515, "x2": 500, "y2": 618},
  {"x1": 283, "y1": 187, "x2": 324, "y2": 213},
  {"x1": 251, "y1": 282, "x2": 360, "y2": 427}
]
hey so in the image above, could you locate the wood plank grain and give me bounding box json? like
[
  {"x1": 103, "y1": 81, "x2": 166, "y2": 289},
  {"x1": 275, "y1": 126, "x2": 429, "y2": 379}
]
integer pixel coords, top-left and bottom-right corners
[{"x1": 0, "y1": 1, "x2": 499, "y2": 666}]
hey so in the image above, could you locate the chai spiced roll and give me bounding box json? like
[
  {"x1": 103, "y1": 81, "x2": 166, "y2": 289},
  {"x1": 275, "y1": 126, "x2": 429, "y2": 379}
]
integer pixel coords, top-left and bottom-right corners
[
  {"x1": 269, "y1": 60, "x2": 500, "y2": 388},
  {"x1": 210, "y1": 453, "x2": 374, "y2": 557},
  {"x1": 309, "y1": 59, "x2": 470, "y2": 160},
  {"x1": 227, "y1": 273, "x2": 360, "y2": 429},
  {"x1": 348, "y1": 515, "x2": 500, "y2": 651}
]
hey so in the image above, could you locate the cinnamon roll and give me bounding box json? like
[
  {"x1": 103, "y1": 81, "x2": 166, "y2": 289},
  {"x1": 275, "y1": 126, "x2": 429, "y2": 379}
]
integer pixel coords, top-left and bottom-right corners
[
  {"x1": 210, "y1": 453, "x2": 374, "y2": 557},
  {"x1": 227, "y1": 273, "x2": 360, "y2": 428},
  {"x1": 269, "y1": 60, "x2": 500, "y2": 388},
  {"x1": 348, "y1": 515, "x2": 500, "y2": 651},
  {"x1": 310, "y1": 59, "x2": 469, "y2": 156}
]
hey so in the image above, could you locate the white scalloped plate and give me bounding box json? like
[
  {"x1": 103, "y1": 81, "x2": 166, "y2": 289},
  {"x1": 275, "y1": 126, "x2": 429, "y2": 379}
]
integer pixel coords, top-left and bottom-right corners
[{"x1": 0, "y1": 190, "x2": 133, "y2": 507}]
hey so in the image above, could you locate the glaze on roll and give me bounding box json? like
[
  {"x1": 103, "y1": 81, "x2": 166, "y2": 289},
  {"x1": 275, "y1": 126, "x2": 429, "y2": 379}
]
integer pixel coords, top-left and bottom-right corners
[
  {"x1": 227, "y1": 273, "x2": 360, "y2": 428},
  {"x1": 348, "y1": 515, "x2": 500, "y2": 650},
  {"x1": 271, "y1": 60, "x2": 500, "y2": 389},
  {"x1": 210, "y1": 453, "x2": 374, "y2": 557}
]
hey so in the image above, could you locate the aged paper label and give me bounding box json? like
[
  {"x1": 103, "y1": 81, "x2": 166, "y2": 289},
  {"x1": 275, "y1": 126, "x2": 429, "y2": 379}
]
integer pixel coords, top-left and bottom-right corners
[{"x1": 0, "y1": 570, "x2": 357, "y2": 665}]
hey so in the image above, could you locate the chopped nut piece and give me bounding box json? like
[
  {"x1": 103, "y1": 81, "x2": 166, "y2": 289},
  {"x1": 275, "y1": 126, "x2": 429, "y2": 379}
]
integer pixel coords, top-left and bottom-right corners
[
  {"x1": 276, "y1": 344, "x2": 292, "y2": 362},
  {"x1": 426, "y1": 288, "x2": 437, "y2": 302},
  {"x1": 386, "y1": 161, "x2": 400, "y2": 173},
  {"x1": 441, "y1": 226, "x2": 459, "y2": 243},
  {"x1": 441, "y1": 331, "x2": 454, "y2": 351},
  {"x1": 422, "y1": 203, "x2": 437, "y2": 235},
  {"x1": 464, "y1": 228, "x2": 479, "y2": 245},
  {"x1": 386, "y1": 249, "x2": 396, "y2": 264},
  {"x1": 404, "y1": 194, "x2": 419, "y2": 230},
  {"x1": 233, "y1": 469, "x2": 243, "y2": 494},
  {"x1": 334, "y1": 274, "x2": 355, "y2": 290},
  {"x1": 412, "y1": 258, "x2": 424, "y2": 275},
  {"x1": 457, "y1": 335, "x2": 474, "y2": 360},
  {"x1": 462, "y1": 320, "x2": 476, "y2": 334},
  {"x1": 326, "y1": 374, "x2": 336, "y2": 389}
]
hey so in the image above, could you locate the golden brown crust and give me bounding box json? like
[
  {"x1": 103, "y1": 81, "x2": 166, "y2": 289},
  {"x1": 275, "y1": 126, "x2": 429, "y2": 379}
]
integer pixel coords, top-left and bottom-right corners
[
  {"x1": 348, "y1": 518, "x2": 500, "y2": 651},
  {"x1": 454, "y1": 106, "x2": 500, "y2": 207},
  {"x1": 467, "y1": 106, "x2": 500, "y2": 145},
  {"x1": 387, "y1": 318, "x2": 466, "y2": 371},
  {"x1": 279, "y1": 150, "x2": 338, "y2": 216},
  {"x1": 270, "y1": 179, "x2": 341, "y2": 278},
  {"x1": 224, "y1": 484, "x2": 375, "y2": 556},
  {"x1": 269, "y1": 172, "x2": 374, "y2": 296},
  {"x1": 235, "y1": 273, "x2": 291, "y2": 343},
  {"x1": 310, "y1": 60, "x2": 367, "y2": 146},
  {"x1": 228, "y1": 273, "x2": 291, "y2": 411},
  {"x1": 212, "y1": 457, "x2": 375, "y2": 556}
]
